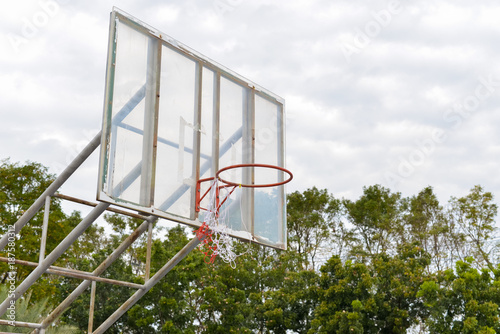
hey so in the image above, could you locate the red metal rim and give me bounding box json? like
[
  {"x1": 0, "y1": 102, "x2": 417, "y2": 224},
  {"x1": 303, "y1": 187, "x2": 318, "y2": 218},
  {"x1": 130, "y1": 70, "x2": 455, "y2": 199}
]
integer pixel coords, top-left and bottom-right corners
[{"x1": 215, "y1": 163, "x2": 293, "y2": 188}]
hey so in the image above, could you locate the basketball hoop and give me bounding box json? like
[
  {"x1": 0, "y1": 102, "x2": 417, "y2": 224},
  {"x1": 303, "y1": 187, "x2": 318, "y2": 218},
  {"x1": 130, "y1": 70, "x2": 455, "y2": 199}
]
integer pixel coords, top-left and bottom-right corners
[
  {"x1": 216, "y1": 163, "x2": 293, "y2": 188},
  {"x1": 195, "y1": 164, "x2": 293, "y2": 267}
]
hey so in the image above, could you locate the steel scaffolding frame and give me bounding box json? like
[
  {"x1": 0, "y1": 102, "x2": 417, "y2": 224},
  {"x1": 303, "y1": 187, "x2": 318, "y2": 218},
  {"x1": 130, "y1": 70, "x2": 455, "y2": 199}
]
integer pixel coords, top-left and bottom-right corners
[{"x1": 0, "y1": 131, "x2": 204, "y2": 333}]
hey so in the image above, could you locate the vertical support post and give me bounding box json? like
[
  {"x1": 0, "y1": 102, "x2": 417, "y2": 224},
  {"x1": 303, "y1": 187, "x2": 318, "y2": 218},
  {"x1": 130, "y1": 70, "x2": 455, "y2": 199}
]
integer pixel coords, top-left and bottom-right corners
[
  {"x1": 144, "y1": 221, "x2": 153, "y2": 281},
  {"x1": 242, "y1": 87, "x2": 255, "y2": 233},
  {"x1": 277, "y1": 103, "x2": 285, "y2": 245},
  {"x1": 191, "y1": 61, "x2": 203, "y2": 220},
  {"x1": 213, "y1": 73, "x2": 221, "y2": 176},
  {"x1": 39, "y1": 196, "x2": 51, "y2": 263},
  {"x1": 139, "y1": 37, "x2": 160, "y2": 207},
  {"x1": 88, "y1": 281, "x2": 97, "y2": 334}
]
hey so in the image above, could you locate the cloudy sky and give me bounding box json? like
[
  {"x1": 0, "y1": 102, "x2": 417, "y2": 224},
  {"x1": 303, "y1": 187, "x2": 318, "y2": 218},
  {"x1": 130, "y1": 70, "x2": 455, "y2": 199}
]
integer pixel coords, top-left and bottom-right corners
[{"x1": 1, "y1": 0, "x2": 500, "y2": 213}]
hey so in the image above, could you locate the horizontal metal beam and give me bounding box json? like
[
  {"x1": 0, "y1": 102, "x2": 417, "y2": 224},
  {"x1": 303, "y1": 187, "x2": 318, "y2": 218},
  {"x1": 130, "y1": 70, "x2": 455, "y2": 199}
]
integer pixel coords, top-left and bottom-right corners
[
  {"x1": 0, "y1": 319, "x2": 42, "y2": 329},
  {"x1": 48, "y1": 268, "x2": 144, "y2": 290},
  {"x1": 0, "y1": 256, "x2": 86, "y2": 275},
  {"x1": 53, "y1": 193, "x2": 149, "y2": 220},
  {"x1": 0, "y1": 257, "x2": 144, "y2": 289}
]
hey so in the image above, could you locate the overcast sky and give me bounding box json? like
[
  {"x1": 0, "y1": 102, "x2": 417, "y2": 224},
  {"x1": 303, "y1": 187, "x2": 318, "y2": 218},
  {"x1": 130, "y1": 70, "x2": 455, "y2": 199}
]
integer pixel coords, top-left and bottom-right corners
[{"x1": 1, "y1": 0, "x2": 500, "y2": 213}]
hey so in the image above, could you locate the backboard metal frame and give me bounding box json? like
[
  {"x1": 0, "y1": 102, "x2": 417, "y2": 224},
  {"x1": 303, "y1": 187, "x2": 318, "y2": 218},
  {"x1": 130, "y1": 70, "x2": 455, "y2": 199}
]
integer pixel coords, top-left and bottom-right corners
[{"x1": 97, "y1": 8, "x2": 288, "y2": 250}]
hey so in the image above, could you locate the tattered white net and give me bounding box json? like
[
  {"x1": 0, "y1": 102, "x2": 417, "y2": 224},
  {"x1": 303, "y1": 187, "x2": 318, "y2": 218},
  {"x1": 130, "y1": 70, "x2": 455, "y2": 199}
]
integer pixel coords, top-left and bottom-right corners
[{"x1": 196, "y1": 178, "x2": 246, "y2": 268}]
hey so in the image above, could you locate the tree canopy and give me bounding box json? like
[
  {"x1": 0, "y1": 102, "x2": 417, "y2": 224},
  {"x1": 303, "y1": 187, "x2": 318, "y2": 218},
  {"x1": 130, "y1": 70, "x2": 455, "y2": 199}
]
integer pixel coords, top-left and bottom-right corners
[{"x1": 1, "y1": 159, "x2": 499, "y2": 333}]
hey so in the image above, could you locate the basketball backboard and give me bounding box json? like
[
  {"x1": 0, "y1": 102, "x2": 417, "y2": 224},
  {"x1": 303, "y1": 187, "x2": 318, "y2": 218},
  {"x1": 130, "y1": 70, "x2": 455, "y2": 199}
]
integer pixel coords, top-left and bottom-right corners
[{"x1": 97, "y1": 8, "x2": 288, "y2": 249}]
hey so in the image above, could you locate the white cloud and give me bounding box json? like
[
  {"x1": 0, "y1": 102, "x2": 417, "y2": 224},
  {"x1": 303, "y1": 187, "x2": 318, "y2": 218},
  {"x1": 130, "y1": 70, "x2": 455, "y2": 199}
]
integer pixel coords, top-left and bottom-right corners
[{"x1": 1, "y1": 0, "x2": 500, "y2": 213}]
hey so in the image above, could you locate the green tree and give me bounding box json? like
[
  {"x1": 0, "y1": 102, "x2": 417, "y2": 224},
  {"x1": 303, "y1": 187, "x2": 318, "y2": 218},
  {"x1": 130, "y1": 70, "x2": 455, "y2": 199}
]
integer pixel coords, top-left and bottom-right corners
[
  {"x1": 287, "y1": 187, "x2": 339, "y2": 269},
  {"x1": 310, "y1": 255, "x2": 371, "y2": 333},
  {"x1": 122, "y1": 225, "x2": 207, "y2": 333},
  {"x1": 0, "y1": 159, "x2": 103, "y2": 306},
  {"x1": 261, "y1": 266, "x2": 319, "y2": 333},
  {"x1": 343, "y1": 185, "x2": 403, "y2": 259},
  {"x1": 0, "y1": 159, "x2": 54, "y2": 229},
  {"x1": 448, "y1": 185, "x2": 498, "y2": 270},
  {"x1": 1, "y1": 159, "x2": 57, "y2": 282},
  {"x1": 418, "y1": 257, "x2": 500, "y2": 333},
  {"x1": 5, "y1": 159, "x2": 500, "y2": 334},
  {"x1": 403, "y1": 187, "x2": 449, "y2": 271},
  {"x1": 311, "y1": 244, "x2": 431, "y2": 333}
]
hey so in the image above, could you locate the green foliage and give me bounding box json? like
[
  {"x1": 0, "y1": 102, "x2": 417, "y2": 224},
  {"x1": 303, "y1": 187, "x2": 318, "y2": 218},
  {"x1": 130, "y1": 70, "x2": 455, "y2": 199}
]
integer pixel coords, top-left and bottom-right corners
[
  {"x1": 1, "y1": 159, "x2": 57, "y2": 282},
  {"x1": 0, "y1": 159, "x2": 55, "y2": 225},
  {"x1": 418, "y1": 257, "x2": 500, "y2": 333},
  {"x1": 287, "y1": 187, "x2": 340, "y2": 269},
  {"x1": 260, "y1": 257, "x2": 319, "y2": 333},
  {"x1": 343, "y1": 185, "x2": 403, "y2": 259},
  {"x1": 0, "y1": 159, "x2": 103, "y2": 307},
  {"x1": 403, "y1": 187, "x2": 450, "y2": 272},
  {"x1": 311, "y1": 244, "x2": 430, "y2": 333},
  {"x1": 448, "y1": 185, "x2": 498, "y2": 269},
  {"x1": 0, "y1": 285, "x2": 78, "y2": 333},
  {"x1": 3, "y1": 159, "x2": 500, "y2": 333}
]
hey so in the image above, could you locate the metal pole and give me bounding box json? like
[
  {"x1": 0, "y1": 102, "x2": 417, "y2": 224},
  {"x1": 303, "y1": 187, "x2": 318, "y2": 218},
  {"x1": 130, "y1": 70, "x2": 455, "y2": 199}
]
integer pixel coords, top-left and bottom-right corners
[
  {"x1": 0, "y1": 202, "x2": 110, "y2": 317},
  {"x1": 92, "y1": 234, "x2": 203, "y2": 334},
  {"x1": 39, "y1": 196, "x2": 51, "y2": 263},
  {"x1": 0, "y1": 257, "x2": 144, "y2": 289},
  {"x1": 0, "y1": 132, "x2": 102, "y2": 252},
  {"x1": 145, "y1": 221, "x2": 153, "y2": 281},
  {"x1": 53, "y1": 193, "x2": 148, "y2": 220},
  {"x1": 139, "y1": 37, "x2": 159, "y2": 207},
  {"x1": 40, "y1": 216, "x2": 157, "y2": 329},
  {"x1": 88, "y1": 281, "x2": 97, "y2": 334},
  {"x1": 45, "y1": 267, "x2": 144, "y2": 289},
  {"x1": 0, "y1": 319, "x2": 42, "y2": 329}
]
